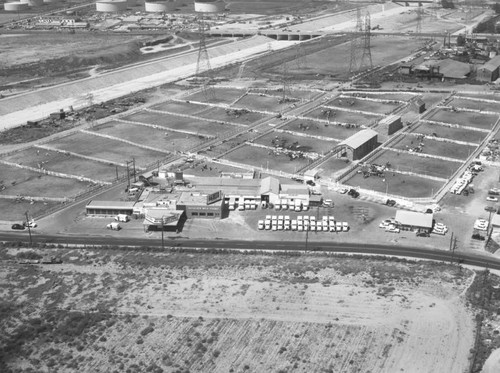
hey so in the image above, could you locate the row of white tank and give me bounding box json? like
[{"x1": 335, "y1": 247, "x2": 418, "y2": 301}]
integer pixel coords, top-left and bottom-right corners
[
  {"x1": 95, "y1": 0, "x2": 225, "y2": 13},
  {"x1": 4, "y1": 0, "x2": 226, "y2": 13},
  {"x1": 4, "y1": 0, "x2": 61, "y2": 11}
]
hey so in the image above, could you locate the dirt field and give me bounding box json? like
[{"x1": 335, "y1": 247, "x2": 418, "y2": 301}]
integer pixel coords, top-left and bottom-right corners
[
  {"x1": 326, "y1": 97, "x2": 401, "y2": 115},
  {"x1": 254, "y1": 131, "x2": 337, "y2": 155},
  {"x1": 346, "y1": 171, "x2": 444, "y2": 198},
  {"x1": 372, "y1": 149, "x2": 460, "y2": 179},
  {"x1": 46, "y1": 132, "x2": 169, "y2": 168},
  {"x1": 91, "y1": 121, "x2": 205, "y2": 153},
  {"x1": 305, "y1": 107, "x2": 380, "y2": 126},
  {"x1": 1, "y1": 147, "x2": 121, "y2": 183},
  {"x1": 429, "y1": 109, "x2": 498, "y2": 130},
  {"x1": 0, "y1": 248, "x2": 477, "y2": 373},
  {"x1": 184, "y1": 87, "x2": 247, "y2": 104},
  {"x1": 410, "y1": 121, "x2": 487, "y2": 144},
  {"x1": 449, "y1": 97, "x2": 500, "y2": 113},
  {"x1": 223, "y1": 144, "x2": 311, "y2": 174},
  {"x1": 234, "y1": 93, "x2": 286, "y2": 113},
  {"x1": 282, "y1": 119, "x2": 359, "y2": 141},
  {"x1": 0, "y1": 198, "x2": 61, "y2": 222},
  {"x1": 390, "y1": 135, "x2": 477, "y2": 160}
]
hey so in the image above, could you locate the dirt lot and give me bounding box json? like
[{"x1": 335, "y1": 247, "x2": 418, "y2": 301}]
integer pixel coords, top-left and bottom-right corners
[
  {"x1": 254, "y1": 131, "x2": 336, "y2": 155},
  {"x1": 429, "y1": 109, "x2": 498, "y2": 130},
  {"x1": 305, "y1": 107, "x2": 380, "y2": 126},
  {"x1": 326, "y1": 97, "x2": 401, "y2": 115},
  {"x1": 449, "y1": 97, "x2": 500, "y2": 113},
  {"x1": 390, "y1": 135, "x2": 477, "y2": 160},
  {"x1": 410, "y1": 121, "x2": 487, "y2": 144},
  {"x1": 282, "y1": 119, "x2": 359, "y2": 141},
  {"x1": 0, "y1": 198, "x2": 61, "y2": 222},
  {"x1": 0, "y1": 247, "x2": 478, "y2": 373}
]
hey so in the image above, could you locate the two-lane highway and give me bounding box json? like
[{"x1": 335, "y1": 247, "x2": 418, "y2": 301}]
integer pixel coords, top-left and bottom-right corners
[{"x1": 1, "y1": 231, "x2": 500, "y2": 270}]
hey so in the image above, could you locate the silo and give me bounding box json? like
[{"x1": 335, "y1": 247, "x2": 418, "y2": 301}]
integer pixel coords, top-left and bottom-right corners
[
  {"x1": 95, "y1": 0, "x2": 127, "y2": 12},
  {"x1": 144, "y1": 0, "x2": 176, "y2": 13},
  {"x1": 194, "y1": 0, "x2": 225, "y2": 13},
  {"x1": 4, "y1": 1, "x2": 29, "y2": 10}
]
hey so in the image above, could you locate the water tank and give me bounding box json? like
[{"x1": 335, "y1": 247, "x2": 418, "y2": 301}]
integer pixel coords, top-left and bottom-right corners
[
  {"x1": 194, "y1": 0, "x2": 225, "y2": 13},
  {"x1": 95, "y1": 0, "x2": 127, "y2": 12},
  {"x1": 4, "y1": 2, "x2": 29, "y2": 10},
  {"x1": 144, "y1": 0, "x2": 175, "y2": 12}
]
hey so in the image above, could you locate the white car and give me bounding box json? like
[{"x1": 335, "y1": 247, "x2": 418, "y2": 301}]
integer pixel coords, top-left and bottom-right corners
[
  {"x1": 272, "y1": 224, "x2": 277, "y2": 231},
  {"x1": 342, "y1": 222, "x2": 349, "y2": 232},
  {"x1": 265, "y1": 221, "x2": 271, "y2": 230},
  {"x1": 258, "y1": 220, "x2": 264, "y2": 230},
  {"x1": 386, "y1": 225, "x2": 400, "y2": 233},
  {"x1": 339, "y1": 188, "x2": 348, "y2": 194},
  {"x1": 291, "y1": 220, "x2": 298, "y2": 230},
  {"x1": 297, "y1": 224, "x2": 304, "y2": 232},
  {"x1": 474, "y1": 219, "x2": 489, "y2": 231},
  {"x1": 432, "y1": 227, "x2": 446, "y2": 235},
  {"x1": 379, "y1": 221, "x2": 389, "y2": 228},
  {"x1": 434, "y1": 223, "x2": 448, "y2": 232},
  {"x1": 265, "y1": 215, "x2": 272, "y2": 221},
  {"x1": 487, "y1": 196, "x2": 498, "y2": 202}
]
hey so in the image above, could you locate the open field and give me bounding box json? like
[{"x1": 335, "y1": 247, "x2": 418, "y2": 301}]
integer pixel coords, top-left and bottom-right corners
[
  {"x1": 282, "y1": 118, "x2": 359, "y2": 141},
  {"x1": 249, "y1": 88, "x2": 323, "y2": 101},
  {"x1": 46, "y1": 132, "x2": 169, "y2": 167},
  {"x1": 317, "y1": 156, "x2": 353, "y2": 179},
  {"x1": 1, "y1": 147, "x2": 122, "y2": 183},
  {"x1": 0, "y1": 198, "x2": 61, "y2": 222},
  {"x1": 448, "y1": 97, "x2": 500, "y2": 113},
  {"x1": 372, "y1": 149, "x2": 460, "y2": 179},
  {"x1": 410, "y1": 121, "x2": 487, "y2": 144},
  {"x1": 234, "y1": 93, "x2": 285, "y2": 113},
  {"x1": 305, "y1": 107, "x2": 380, "y2": 126},
  {"x1": 345, "y1": 92, "x2": 417, "y2": 102},
  {"x1": 389, "y1": 135, "x2": 477, "y2": 160},
  {"x1": 197, "y1": 106, "x2": 270, "y2": 125},
  {"x1": 0, "y1": 248, "x2": 476, "y2": 373},
  {"x1": 183, "y1": 87, "x2": 247, "y2": 104},
  {"x1": 223, "y1": 144, "x2": 311, "y2": 174},
  {"x1": 122, "y1": 111, "x2": 233, "y2": 137},
  {"x1": 326, "y1": 97, "x2": 401, "y2": 115},
  {"x1": 179, "y1": 160, "x2": 250, "y2": 177},
  {"x1": 254, "y1": 131, "x2": 337, "y2": 155},
  {"x1": 149, "y1": 101, "x2": 210, "y2": 115},
  {"x1": 0, "y1": 163, "x2": 93, "y2": 199},
  {"x1": 428, "y1": 108, "x2": 498, "y2": 130},
  {"x1": 91, "y1": 121, "x2": 205, "y2": 153},
  {"x1": 346, "y1": 170, "x2": 444, "y2": 198}
]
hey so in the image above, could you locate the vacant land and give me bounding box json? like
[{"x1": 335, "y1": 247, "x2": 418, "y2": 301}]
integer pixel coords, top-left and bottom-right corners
[
  {"x1": 235, "y1": 94, "x2": 285, "y2": 113},
  {"x1": 429, "y1": 109, "x2": 498, "y2": 130},
  {"x1": 390, "y1": 135, "x2": 477, "y2": 160},
  {"x1": 326, "y1": 97, "x2": 401, "y2": 115},
  {"x1": 305, "y1": 107, "x2": 380, "y2": 126},
  {"x1": 0, "y1": 248, "x2": 476, "y2": 373},
  {"x1": 282, "y1": 119, "x2": 359, "y2": 141},
  {"x1": 254, "y1": 131, "x2": 337, "y2": 155},
  {"x1": 449, "y1": 97, "x2": 500, "y2": 113},
  {"x1": 0, "y1": 198, "x2": 61, "y2": 222},
  {"x1": 184, "y1": 87, "x2": 247, "y2": 104},
  {"x1": 410, "y1": 121, "x2": 487, "y2": 144}
]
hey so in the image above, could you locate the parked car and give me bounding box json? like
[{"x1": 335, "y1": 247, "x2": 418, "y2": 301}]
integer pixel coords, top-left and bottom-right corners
[
  {"x1": 487, "y1": 196, "x2": 498, "y2": 202},
  {"x1": 11, "y1": 223, "x2": 25, "y2": 230},
  {"x1": 386, "y1": 225, "x2": 400, "y2": 233},
  {"x1": 339, "y1": 188, "x2": 348, "y2": 194},
  {"x1": 258, "y1": 220, "x2": 264, "y2": 230},
  {"x1": 416, "y1": 231, "x2": 430, "y2": 237},
  {"x1": 386, "y1": 199, "x2": 396, "y2": 207}
]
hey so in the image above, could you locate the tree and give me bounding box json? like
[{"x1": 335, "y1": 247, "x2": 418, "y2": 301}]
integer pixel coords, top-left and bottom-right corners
[{"x1": 492, "y1": 2, "x2": 500, "y2": 14}]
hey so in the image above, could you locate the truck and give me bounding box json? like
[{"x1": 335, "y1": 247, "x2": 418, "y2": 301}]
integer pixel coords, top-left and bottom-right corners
[
  {"x1": 106, "y1": 222, "x2": 121, "y2": 230},
  {"x1": 115, "y1": 214, "x2": 130, "y2": 222}
]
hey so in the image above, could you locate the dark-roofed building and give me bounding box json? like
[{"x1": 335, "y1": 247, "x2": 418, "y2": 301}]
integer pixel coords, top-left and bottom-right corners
[
  {"x1": 411, "y1": 97, "x2": 426, "y2": 114},
  {"x1": 378, "y1": 115, "x2": 402, "y2": 135},
  {"x1": 395, "y1": 210, "x2": 433, "y2": 233},
  {"x1": 86, "y1": 200, "x2": 135, "y2": 216},
  {"x1": 338, "y1": 129, "x2": 378, "y2": 161},
  {"x1": 477, "y1": 56, "x2": 500, "y2": 82}
]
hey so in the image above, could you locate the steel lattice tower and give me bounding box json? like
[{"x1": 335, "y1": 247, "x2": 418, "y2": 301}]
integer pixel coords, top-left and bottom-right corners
[
  {"x1": 416, "y1": 5, "x2": 423, "y2": 35},
  {"x1": 349, "y1": 8, "x2": 363, "y2": 74},
  {"x1": 196, "y1": 13, "x2": 215, "y2": 102},
  {"x1": 359, "y1": 11, "x2": 373, "y2": 72},
  {"x1": 296, "y1": 42, "x2": 307, "y2": 70}
]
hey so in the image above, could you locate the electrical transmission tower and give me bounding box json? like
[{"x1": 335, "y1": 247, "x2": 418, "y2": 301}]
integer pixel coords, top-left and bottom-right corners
[
  {"x1": 359, "y1": 11, "x2": 373, "y2": 72},
  {"x1": 280, "y1": 62, "x2": 291, "y2": 104},
  {"x1": 349, "y1": 8, "x2": 362, "y2": 74},
  {"x1": 416, "y1": 5, "x2": 423, "y2": 35},
  {"x1": 195, "y1": 13, "x2": 215, "y2": 102},
  {"x1": 296, "y1": 42, "x2": 307, "y2": 70}
]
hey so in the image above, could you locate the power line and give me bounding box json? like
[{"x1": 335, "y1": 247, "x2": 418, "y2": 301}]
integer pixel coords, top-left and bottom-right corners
[{"x1": 195, "y1": 13, "x2": 215, "y2": 102}]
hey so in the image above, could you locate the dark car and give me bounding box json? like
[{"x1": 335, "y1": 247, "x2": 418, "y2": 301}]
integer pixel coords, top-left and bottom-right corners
[
  {"x1": 386, "y1": 199, "x2": 396, "y2": 207},
  {"x1": 425, "y1": 208, "x2": 433, "y2": 214},
  {"x1": 348, "y1": 189, "x2": 359, "y2": 198},
  {"x1": 416, "y1": 231, "x2": 430, "y2": 237},
  {"x1": 11, "y1": 223, "x2": 25, "y2": 230},
  {"x1": 306, "y1": 180, "x2": 316, "y2": 186}
]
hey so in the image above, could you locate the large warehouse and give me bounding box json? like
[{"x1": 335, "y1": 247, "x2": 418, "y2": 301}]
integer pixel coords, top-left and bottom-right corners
[{"x1": 338, "y1": 129, "x2": 378, "y2": 161}]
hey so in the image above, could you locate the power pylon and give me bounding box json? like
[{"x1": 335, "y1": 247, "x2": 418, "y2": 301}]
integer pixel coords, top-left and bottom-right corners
[
  {"x1": 195, "y1": 13, "x2": 215, "y2": 102},
  {"x1": 296, "y1": 42, "x2": 307, "y2": 70},
  {"x1": 359, "y1": 11, "x2": 373, "y2": 72},
  {"x1": 349, "y1": 8, "x2": 362, "y2": 74},
  {"x1": 280, "y1": 62, "x2": 291, "y2": 104},
  {"x1": 416, "y1": 5, "x2": 423, "y2": 35}
]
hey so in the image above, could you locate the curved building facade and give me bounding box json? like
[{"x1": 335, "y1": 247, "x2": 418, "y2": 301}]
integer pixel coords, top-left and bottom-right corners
[
  {"x1": 95, "y1": 0, "x2": 127, "y2": 12},
  {"x1": 144, "y1": 0, "x2": 175, "y2": 12},
  {"x1": 194, "y1": 0, "x2": 225, "y2": 13},
  {"x1": 4, "y1": 2, "x2": 29, "y2": 10}
]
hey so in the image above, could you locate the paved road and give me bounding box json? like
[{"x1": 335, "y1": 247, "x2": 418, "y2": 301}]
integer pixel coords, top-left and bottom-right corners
[{"x1": 2, "y1": 232, "x2": 500, "y2": 270}]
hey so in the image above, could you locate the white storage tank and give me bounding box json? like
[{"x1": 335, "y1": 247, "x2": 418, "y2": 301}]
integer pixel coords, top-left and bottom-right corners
[
  {"x1": 4, "y1": 2, "x2": 29, "y2": 10},
  {"x1": 95, "y1": 0, "x2": 127, "y2": 12},
  {"x1": 144, "y1": 0, "x2": 175, "y2": 12},
  {"x1": 194, "y1": 0, "x2": 225, "y2": 13}
]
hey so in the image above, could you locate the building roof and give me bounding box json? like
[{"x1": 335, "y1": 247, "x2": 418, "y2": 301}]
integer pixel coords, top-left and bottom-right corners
[
  {"x1": 177, "y1": 192, "x2": 210, "y2": 206},
  {"x1": 280, "y1": 184, "x2": 309, "y2": 196},
  {"x1": 86, "y1": 200, "x2": 135, "y2": 210},
  {"x1": 259, "y1": 176, "x2": 280, "y2": 195},
  {"x1": 378, "y1": 115, "x2": 401, "y2": 126},
  {"x1": 339, "y1": 129, "x2": 378, "y2": 150},
  {"x1": 480, "y1": 56, "x2": 500, "y2": 72},
  {"x1": 424, "y1": 59, "x2": 470, "y2": 79},
  {"x1": 395, "y1": 210, "x2": 433, "y2": 228}
]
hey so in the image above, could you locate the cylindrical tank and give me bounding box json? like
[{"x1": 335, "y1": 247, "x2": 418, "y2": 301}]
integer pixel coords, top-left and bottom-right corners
[
  {"x1": 4, "y1": 2, "x2": 29, "y2": 10},
  {"x1": 144, "y1": 0, "x2": 175, "y2": 12},
  {"x1": 194, "y1": 0, "x2": 225, "y2": 13},
  {"x1": 126, "y1": 0, "x2": 136, "y2": 7},
  {"x1": 95, "y1": 0, "x2": 127, "y2": 12},
  {"x1": 20, "y1": 0, "x2": 43, "y2": 6}
]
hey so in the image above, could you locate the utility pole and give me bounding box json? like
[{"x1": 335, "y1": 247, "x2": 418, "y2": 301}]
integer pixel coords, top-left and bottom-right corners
[
  {"x1": 125, "y1": 160, "x2": 133, "y2": 190},
  {"x1": 161, "y1": 218, "x2": 164, "y2": 251},
  {"x1": 132, "y1": 157, "x2": 137, "y2": 182},
  {"x1": 25, "y1": 211, "x2": 32, "y2": 247},
  {"x1": 115, "y1": 165, "x2": 119, "y2": 181}
]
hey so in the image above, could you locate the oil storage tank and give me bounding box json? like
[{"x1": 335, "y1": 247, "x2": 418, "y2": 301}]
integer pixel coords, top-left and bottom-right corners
[
  {"x1": 194, "y1": 0, "x2": 225, "y2": 13},
  {"x1": 95, "y1": 0, "x2": 127, "y2": 12},
  {"x1": 144, "y1": 0, "x2": 175, "y2": 12}
]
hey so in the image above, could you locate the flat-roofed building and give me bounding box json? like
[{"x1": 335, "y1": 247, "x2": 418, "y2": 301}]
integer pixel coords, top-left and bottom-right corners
[
  {"x1": 176, "y1": 191, "x2": 224, "y2": 219},
  {"x1": 86, "y1": 200, "x2": 135, "y2": 216},
  {"x1": 378, "y1": 115, "x2": 403, "y2": 135},
  {"x1": 395, "y1": 210, "x2": 433, "y2": 232},
  {"x1": 477, "y1": 56, "x2": 500, "y2": 82},
  {"x1": 143, "y1": 209, "x2": 185, "y2": 232}
]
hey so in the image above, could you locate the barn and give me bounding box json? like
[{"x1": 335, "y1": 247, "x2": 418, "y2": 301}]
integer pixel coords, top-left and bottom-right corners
[{"x1": 338, "y1": 129, "x2": 378, "y2": 161}]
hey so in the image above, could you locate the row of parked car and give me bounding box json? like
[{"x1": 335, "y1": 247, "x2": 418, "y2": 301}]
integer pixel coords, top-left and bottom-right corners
[
  {"x1": 258, "y1": 215, "x2": 350, "y2": 232},
  {"x1": 379, "y1": 219, "x2": 448, "y2": 236}
]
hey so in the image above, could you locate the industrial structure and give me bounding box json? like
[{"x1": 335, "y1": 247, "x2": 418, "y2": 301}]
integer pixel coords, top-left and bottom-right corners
[
  {"x1": 144, "y1": 0, "x2": 176, "y2": 13},
  {"x1": 95, "y1": 0, "x2": 127, "y2": 12}
]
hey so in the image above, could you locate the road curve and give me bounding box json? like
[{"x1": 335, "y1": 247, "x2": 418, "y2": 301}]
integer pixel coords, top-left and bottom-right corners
[{"x1": 1, "y1": 232, "x2": 500, "y2": 270}]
